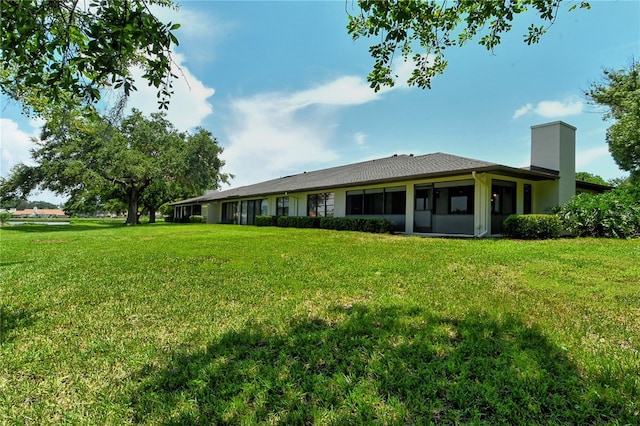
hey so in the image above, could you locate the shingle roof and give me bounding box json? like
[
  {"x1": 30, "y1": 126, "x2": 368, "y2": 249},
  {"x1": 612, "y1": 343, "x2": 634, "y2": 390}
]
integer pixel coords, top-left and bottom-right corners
[{"x1": 172, "y1": 152, "x2": 557, "y2": 205}]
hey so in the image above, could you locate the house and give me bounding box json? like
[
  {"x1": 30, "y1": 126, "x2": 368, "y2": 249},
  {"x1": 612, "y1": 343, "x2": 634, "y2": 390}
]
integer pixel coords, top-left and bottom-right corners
[
  {"x1": 171, "y1": 121, "x2": 609, "y2": 236},
  {"x1": 11, "y1": 208, "x2": 68, "y2": 218}
]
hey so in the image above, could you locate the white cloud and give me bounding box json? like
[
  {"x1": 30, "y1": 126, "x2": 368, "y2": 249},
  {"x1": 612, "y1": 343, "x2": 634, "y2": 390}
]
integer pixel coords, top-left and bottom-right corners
[
  {"x1": 221, "y1": 76, "x2": 387, "y2": 187},
  {"x1": 535, "y1": 100, "x2": 583, "y2": 117},
  {"x1": 0, "y1": 118, "x2": 39, "y2": 176},
  {"x1": 124, "y1": 51, "x2": 214, "y2": 130},
  {"x1": 354, "y1": 132, "x2": 367, "y2": 147},
  {"x1": 0, "y1": 118, "x2": 67, "y2": 204},
  {"x1": 576, "y1": 145, "x2": 610, "y2": 168},
  {"x1": 150, "y1": 3, "x2": 236, "y2": 64},
  {"x1": 288, "y1": 76, "x2": 380, "y2": 109},
  {"x1": 513, "y1": 103, "x2": 533, "y2": 119},
  {"x1": 513, "y1": 100, "x2": 584, "y2": 119}
]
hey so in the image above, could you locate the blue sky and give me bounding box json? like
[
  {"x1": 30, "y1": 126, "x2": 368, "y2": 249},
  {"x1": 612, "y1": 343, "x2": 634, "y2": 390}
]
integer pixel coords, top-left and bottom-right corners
[{"x1": 1, "y1": 0, "x2": 639, "y2": 204}]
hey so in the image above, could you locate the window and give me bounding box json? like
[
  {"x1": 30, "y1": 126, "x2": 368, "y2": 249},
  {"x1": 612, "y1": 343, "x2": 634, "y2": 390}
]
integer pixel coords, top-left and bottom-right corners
[
  {"x1": 364, "y1": 188, "x2": 384, "y2": 214},
  {"x1": 240, "y1": 200, "x2": 248, "y2": 224},
  {"x1": 276, "y1": 197, "x2": 289, "y2": 216},
  {"x1": 523, "y1": 184, "x2": 532, "y2": 214},
  {"x1": 385, "y1": 186, "x2": 406, "y2": 214},
  {"x1": 346, "y1": 186, "x2": 406, "y2": 215},
  {"x1": 237, "y1": 199, "x2": 267, "y2": 225},
  {"x1": 448, "y1": 186, "x2": 474, "y2": 214},
  {"x1": 308, "y1": 193, "x2": 334, "y2": 217},
  {"x1": 415, "y1": 185, "x2": 432, "y2": 211},
  {"x1": 260, "y1": 199, "x2": 269, "y2": 216},
  {"x1": 491, "y1": 180, "x2": 516, "y2": 215},
  {"x1": 346, "y1": 191, "x2": 364, "y2": 215},
  {"x1": 222, "y1": 202, "x2": 238, "y2": 224}
]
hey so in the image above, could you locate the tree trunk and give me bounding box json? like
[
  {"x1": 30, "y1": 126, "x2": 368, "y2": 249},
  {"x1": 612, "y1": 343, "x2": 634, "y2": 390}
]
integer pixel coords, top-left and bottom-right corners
[
  {"x1": 148, "y1": 205, "x2": 156, "y2": 223},
  {"x1": 126, "y1": 188, "x2": 138, "y2": 226}
]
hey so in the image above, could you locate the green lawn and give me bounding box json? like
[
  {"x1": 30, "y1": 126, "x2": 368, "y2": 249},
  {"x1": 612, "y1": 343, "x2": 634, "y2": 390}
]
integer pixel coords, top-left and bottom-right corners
[{"x1": 1, "y1": 222, "x2": 638, "y2": 424}]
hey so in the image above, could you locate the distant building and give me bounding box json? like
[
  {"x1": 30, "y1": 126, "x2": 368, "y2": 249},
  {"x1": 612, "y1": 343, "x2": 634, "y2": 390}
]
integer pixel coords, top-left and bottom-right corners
[{"x1": 11, "y1": 208, "x2": 68, "y2": 218}]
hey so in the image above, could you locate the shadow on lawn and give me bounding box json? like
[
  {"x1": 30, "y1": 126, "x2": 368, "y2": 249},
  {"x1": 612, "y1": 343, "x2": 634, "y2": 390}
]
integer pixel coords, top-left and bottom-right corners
[
  {"x1": 0, "y1": 306, "x2": 37, "y2": 345},
  {"x1": 130, "y1": 305, "x2": 631, "y2": 424}
]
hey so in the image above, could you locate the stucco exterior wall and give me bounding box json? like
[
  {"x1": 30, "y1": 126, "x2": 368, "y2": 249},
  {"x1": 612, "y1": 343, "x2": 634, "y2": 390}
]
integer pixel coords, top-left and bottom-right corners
[
  {"x1": 531, "y1": 121, "x2": 576, "y2": 207},
  {"x1": 200, "y1": 173, "x2": 559, "y2": 236}
]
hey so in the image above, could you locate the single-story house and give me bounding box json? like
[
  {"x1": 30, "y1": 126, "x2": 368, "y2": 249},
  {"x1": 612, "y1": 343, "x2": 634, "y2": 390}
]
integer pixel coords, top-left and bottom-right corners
[
  {"x1": 10, "y1": 208, "x2": 68, "y2": 218},
  {"x1": 171, "y1": 121, "x2": 609, "y2": 236}
]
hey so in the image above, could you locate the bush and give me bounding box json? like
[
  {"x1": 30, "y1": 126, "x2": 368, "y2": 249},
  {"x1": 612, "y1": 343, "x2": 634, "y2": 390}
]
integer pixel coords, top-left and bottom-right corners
[
  {"x1": 276, "y1": 216, "x2": 320, "y2": 228},
  {"x1": 319, "y1": 217, "x2": 395, "y2": 234},
  {"x1": 189, "y1": 215, "x2": 204, "y2": 223},
  {"x1": 255, "y1": 215, "x2": 278, "y2": 227},
  {"x1": 558, "y1": 188, "x2": 640, "y2": 238},
  {"x1": 255, "y1": 215, "x2": 395, "y2": 234},
  {"x1": 163, "y1": 216, "x2": 174, "y2": 223},
  {"x1": 0, "y1": 211, "x2": 12, "y2": 226},
  {"x1": 503, "y1": 214, "x2": 562, "y2": 239}
]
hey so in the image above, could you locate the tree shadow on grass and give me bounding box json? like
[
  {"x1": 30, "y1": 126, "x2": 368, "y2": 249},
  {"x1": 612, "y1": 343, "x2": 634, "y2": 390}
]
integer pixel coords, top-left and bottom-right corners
[
  {"x1": 130, "y1": 305, "x2": 632, "y2": 424},
  {"x1": 0, "y1": 306, "x2": 37, "y2": 345}
]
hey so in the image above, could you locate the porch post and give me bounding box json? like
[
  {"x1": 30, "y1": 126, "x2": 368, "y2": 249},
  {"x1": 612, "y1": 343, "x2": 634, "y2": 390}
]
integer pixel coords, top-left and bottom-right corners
[{"x1": 405, "y1": 184, "x2": 415, "y2": 234}]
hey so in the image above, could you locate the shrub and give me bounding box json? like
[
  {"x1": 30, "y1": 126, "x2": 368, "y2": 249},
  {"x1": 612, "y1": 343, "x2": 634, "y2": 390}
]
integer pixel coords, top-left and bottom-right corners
[
  {"x1": 276, "y1": 216, "x2": 320, "y2": 228},
  {"x1": 189, "y1": 215, "x2": 204, "y2": 223},
  {"x1": 503, "y1": 214, "x2": 562, "y2": 239},
  {"x1": 319, "y1": 217, "x2": 395, "y2": 234},
  {"x1": 259, "y1": 215, "x2": 395, "y2": 234},
  {"x1": 558, "y1": 188, "x2": 640, "y2": 238},
  {"x1": 164, "y1": 216, "x2": 174, "y2": 223},
  {"x1": 255, "y1": 215, "x2": 277, "y2": 227},
  {"x1": 0, "y1": 211, "x2": 12, "y2": 226}
]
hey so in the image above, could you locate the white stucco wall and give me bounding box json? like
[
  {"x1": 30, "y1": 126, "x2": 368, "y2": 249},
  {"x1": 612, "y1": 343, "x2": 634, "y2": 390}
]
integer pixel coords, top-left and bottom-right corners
[{"x1": 203, "y1": 173, "x2": 558, "y2": 236}]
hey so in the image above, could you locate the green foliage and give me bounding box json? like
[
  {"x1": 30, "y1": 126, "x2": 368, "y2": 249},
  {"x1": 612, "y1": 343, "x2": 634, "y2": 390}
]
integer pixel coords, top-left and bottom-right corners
[
  {"x1": 586, "y1": 61, "x2": 640, "y2": 179},
  {"x1": 503, "y1": 214, "x2": 562, "y2": 240},
  {"x1": 347, "y1": 0, "x2": 590, "y2": 91},
  {"x1": 0, "y1": 199, "x2": 58, "y2": 210},
  {"x1": 189, "y1": 215, "x2": 204, "y2": 223},
  {"x1": 1, "y1": 224, "x2": 638, "y2": 423},
  {"x1": 0, "y1": 109, "x2": 227, "y2": 226},
  {"x1": 255, "y1": 215, "x2": 278, "y2": 227},
  {"x1": 257, "y1": 215, "x2": 395, "y2": 234},
  {"x1": 559, "y1": 188, "x2": 640, "y2": 238},
  {"x1": 0, "y1": 0, "x2": 180, "y2": 113},
  {"x1": 0, "y1": 212, "x2": 12, "y2": 226},
  {"x1": 276, "y1": 216, "x2": 320, "y2": 228},
  {"x1": 319, "y1": 217, "x2": 395, "y2": 234},
  {"x1": 575, "y1": 171, "x2": 609, "y2": 186}
]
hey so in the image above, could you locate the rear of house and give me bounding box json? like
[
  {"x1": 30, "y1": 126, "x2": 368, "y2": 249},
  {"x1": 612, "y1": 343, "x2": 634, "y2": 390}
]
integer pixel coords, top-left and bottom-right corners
[{"x1": 172, "y1": 122, "x2": 608, "y2": 237}]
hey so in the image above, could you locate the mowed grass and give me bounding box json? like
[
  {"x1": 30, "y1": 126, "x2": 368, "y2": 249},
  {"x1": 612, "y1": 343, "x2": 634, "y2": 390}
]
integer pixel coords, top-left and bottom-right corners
[{"x1": 1, "y1": 222, "x2": 638, "y2": 424}]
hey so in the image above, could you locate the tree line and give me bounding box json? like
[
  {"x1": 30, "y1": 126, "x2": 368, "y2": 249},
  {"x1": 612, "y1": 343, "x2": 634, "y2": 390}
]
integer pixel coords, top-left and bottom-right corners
[{"x1": 1, "y1": 109, "x2": 229, "y2": 225}]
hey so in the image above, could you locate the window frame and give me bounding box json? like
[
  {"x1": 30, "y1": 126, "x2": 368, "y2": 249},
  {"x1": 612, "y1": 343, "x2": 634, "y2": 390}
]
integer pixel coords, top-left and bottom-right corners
[
  {"x1": 276, "y1": 196, "x2": 289, "y2": 216},
  {"x1": 307, "y1": 192, "x2": 334, "y2": 217},
  {"x1": 447, "y1": 185, "x2": 474, "y2": 215},
  {"x1": 346, "y1": 186, "x2": 407, "y2": 216},
  {"x1": 491, "y1": 180, "x2": 517, "y2": 215}
]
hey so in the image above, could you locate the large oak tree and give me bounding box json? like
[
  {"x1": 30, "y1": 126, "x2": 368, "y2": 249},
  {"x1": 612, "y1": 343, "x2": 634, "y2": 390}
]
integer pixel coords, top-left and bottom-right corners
[{"x1": 0, "y1": 109, "x2": 228, "y2": 225}]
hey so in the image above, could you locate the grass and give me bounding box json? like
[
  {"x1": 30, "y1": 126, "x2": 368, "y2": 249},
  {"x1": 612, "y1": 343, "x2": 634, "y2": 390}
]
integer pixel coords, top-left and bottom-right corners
[{"x1": 1, "y1": 222, "x2": 638, "y2": 424}]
